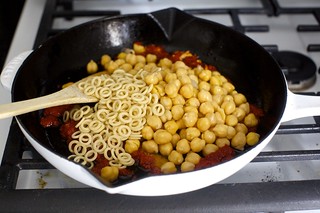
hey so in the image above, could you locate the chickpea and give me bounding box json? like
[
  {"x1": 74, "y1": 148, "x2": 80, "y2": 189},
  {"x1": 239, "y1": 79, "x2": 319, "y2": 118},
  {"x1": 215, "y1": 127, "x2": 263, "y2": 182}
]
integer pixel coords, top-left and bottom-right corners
[
  {"x1": 215, "y1": 110, "x2": 226, "y2": 124},
  {"x1": 212, "y1": 124, "x2": 228, "y2": 138},
  {"x1": 227, "y1": 126, "x2": 236, "y2": 139},
  {"x1": 133, "y1": 43, "x2": 145, "y2": 54},
  {"x1": 184, "y1": 106, "x2": 198, "y2": 114},
  {"x1": 246, "y1": 132, "x2": 260, "y2": 146},
  {"x1": 185, "y1": 127, "x2": 201, "y2": 141},
  {"x1": 101, "y1": 54, "x2": 111, "y2": 66},
  {"x1": 147, "y1": 115, "x2": 162, "y2": 130},
  {"x1": 171, "y1": 79, "x2": 182, "y2": 90},
  {"x1": 159, "y1": 142, "x2": 173, "y2": 156},
  {"x1": 212, "y1": 94, "x2": 223, "y2": 105},
  {"x1": 198, "y1": 81, "x2": 211, "y2": 91},
  {"x1": 144, "y1": 63, "x2": 157, "y2": 72},
  {"x1": 239, "y1": 102, "x2": 250, "y2": 114},
  {"x1": 211, "y1": 85, "x2": 225, "y2": 95},
  {"x1": 182, "y1": 111, "x2": 198, "y2": 127},
  {"x1": 134, "y1": 62, "x2": 145, "y2": 71},
  {"x1": 115, "y1": 58, "x2": 125, "y2": 66},
  {"x1": 101, "y1": 166, "x2": 119, "y2": 182},
  {"x1": 141, "y1": 125, "x2": 154, "y2": 140},
  {"x1": 179, "y1": 83, "x2": 194, "y2": 99},
  {"x1": 231, "y1": 132, "x2": 247, "y2": 150},
  {"x1": 185, "y1": 152, "x2": 201, "y2": 165},
  {"x1": 175, "y1": 139, "x2": 190, "y2": 154},
  {"x1": 172, "y1": 94, "x2": 186, "y2": 105},
  {"x1": 185, "y1": 97, "x2": 200, "y2": 107},
  {"x1": 160, "y1": 96, "x2": 173, "y2": 110},
  {"x1": 232, "y1": 108, "x2": 246, "y2": 122},
  {"x1": 161, "y1": 162, "x2": 177, "y2": 174},
  {"x1": 190, "y1": 138, "x2": 206, "y2": 152},
  {"x1": 215, "y1": 138, "x2": 230, "y2": 148},
  {"x1": 233, "y1": 93, "x2": 247, "y2": 106},
  {"x1": 178, "y1": 73, "x2": 191, "y2": 84},
  {"x1": 158, "y1": 58, "x2": 172, "y2": 68},
  {"x1": 154, "y1": 84, "x2": 165, "y2": 97},
  {"x1": 210, "y1": 76, "x2": 221, "y2": 86},
  {"x1": 199, "y1": 101, "x2": 215, "y2": 115},
  {"x1": 142, "y1": 140, "x2": 159, "y2": 154},
  {"x1": 87, "y1": 60, "x2": 98, "y2": 74},
  {"x1": 171, "y1": 133, "x2": 181, "y2": 147},
  {"x1": 119, "y1": 63, "x2": 132, "y2": 72},
  {"x1": 154, "y1": 129, "x2": 173, "y2": 145},
  {"x1": 106, "y1": 60, "x2": 118, "y2": 73},
  {"x1": 235, "y1": 123, "x2": 248, "y2": 134},
  {"x1": 181, "y1": 162, "x2": 195, "y2": 172},
  {"x1": 125, "y1": 139, "x2": 140, "y2": 153},
  {"x1": 125, "y1": 53, "x2": 137, "y2": 65},
  {"x1": 176, "y1": 68, "x2": 188, "y2": 77},
  {"x1": 205, "y1": 112, "x2": 217, "y2": 127},
  {"x1": 225, "y1": 114, "x2": 238, "y2": 127},
  {"x1": 202, "y1": 144, "x2": 219, "y2": 156},
  {"x1": 171, "y1": 105, "x2": 184, "y2": 120},
  {"x1": 145, "y1": 73, "x2": 159, "y2": 85},
  {"x1": 223, "y1": 95, "x2": 234, "y2": 102},
  {"x1": 201, "y1": 130, "x2": 216, "y2": 144},
  {"x1": 189, "y1": 74, "x2": 199, "y2": 86},
  {"x1": 222, "y1": 82, "x2": 235, "y2": 94},
  {"x1": 244, "y1": 113, "x2": 259, "y2": 127},
  {"x1": 196, "y1": 117, "x2": 211, "y2": 132},
  {"x1": 198, "y1": 69, "x2": 212, "y2": 81},
  {"x1": 221, "y1": 101, "x2": 236, "y2": 115},
  {"x1": 179, "y1": 128, "x2": 187, "y2": 139},
  {"x1": 160, "y1": 109, "x2": 173, "y2": 123},
  {"x1": 165, "y1": 82, "x2": 179, "y2": 98},
  {"x1": 146, "y1": 54, "x2": 157, "y2": 63},
  {"x1": 164, "y1": 72, "x2": 177, "y2": 83},
  {"x1": 173, "y1": 61, "x2": 187, "y2": 71},
  {"x1": 176, "y1": 119, "x2": 186, "y2": 129},
  {"x1": 164, "y1": 120, "x2": 179, "y2": 135},
  {"x1": 168, "y1": 150, "x2": 184, "y2": 165},
  {"x1": 136, "y1": 55, "x2": 146, "y2": 63},
  {"x1": 198, "y1": 89, "x2": 213, "y2": 103}
]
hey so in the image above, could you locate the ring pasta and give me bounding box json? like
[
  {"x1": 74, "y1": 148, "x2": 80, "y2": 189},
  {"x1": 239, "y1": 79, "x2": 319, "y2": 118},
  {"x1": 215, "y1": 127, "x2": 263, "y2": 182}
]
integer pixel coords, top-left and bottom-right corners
[{"x1": 64, "y1": 68, "x2": 165, "y2": 170}]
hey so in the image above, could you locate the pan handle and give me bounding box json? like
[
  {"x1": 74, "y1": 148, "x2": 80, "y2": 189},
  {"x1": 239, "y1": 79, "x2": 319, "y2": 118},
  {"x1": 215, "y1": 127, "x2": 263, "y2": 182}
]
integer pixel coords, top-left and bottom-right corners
[
  {"x1": 0, "y1": 51, "x2": 32, "y2": 92},
  {"x1": 281, "y1": 90, "x2": 320, "y2": 122}
]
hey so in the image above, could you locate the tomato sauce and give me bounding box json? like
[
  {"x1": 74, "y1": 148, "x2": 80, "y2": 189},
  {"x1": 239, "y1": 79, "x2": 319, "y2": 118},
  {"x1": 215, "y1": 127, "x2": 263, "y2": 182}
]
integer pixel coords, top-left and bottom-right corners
[
  {"x1": 195, "y1": 145, "x2": 235, "y2": 170},
  {"x1": 60, "y1": 120, "x2": 78, "y2": 141}
]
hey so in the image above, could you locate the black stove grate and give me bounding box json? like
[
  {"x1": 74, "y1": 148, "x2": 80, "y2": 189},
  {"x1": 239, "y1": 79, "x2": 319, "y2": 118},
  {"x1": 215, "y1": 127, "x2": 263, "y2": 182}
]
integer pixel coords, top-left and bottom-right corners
[{"x1": 1, "y1": 0, "x2": 320, "y2": 212}]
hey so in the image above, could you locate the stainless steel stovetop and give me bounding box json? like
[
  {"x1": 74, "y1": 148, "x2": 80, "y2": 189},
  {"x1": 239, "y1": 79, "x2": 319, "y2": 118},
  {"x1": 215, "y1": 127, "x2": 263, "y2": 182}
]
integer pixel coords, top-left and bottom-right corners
[{"x1": 1, "y1": 0, "x2": 320, "y2": 212}]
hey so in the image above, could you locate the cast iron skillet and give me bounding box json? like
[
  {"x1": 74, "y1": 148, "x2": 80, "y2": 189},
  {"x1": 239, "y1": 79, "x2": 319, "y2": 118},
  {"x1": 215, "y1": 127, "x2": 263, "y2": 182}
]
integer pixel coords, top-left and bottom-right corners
[{"x1": 4, "y1": 8, "x2": 320, "y2": 196}]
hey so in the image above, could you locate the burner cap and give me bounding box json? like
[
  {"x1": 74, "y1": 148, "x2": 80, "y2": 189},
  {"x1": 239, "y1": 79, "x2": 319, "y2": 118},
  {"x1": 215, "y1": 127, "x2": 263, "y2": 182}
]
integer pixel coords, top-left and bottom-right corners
[{"x1": 271, "y1": 51, "x2": 317, "y2": 91}]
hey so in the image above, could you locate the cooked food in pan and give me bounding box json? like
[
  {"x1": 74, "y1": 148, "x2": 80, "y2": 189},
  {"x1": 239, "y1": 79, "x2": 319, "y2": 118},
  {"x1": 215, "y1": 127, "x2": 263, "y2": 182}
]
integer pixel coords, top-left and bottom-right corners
[{"x1": 40, "y1": 42, "x2": 263, "y2": 184}]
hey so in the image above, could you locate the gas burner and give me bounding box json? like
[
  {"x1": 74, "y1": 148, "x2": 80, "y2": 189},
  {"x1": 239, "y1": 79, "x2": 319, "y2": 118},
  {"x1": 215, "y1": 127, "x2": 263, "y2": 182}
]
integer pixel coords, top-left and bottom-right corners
[{"x1": 271, "y1": 51, "x2": 317, "y2": 91}]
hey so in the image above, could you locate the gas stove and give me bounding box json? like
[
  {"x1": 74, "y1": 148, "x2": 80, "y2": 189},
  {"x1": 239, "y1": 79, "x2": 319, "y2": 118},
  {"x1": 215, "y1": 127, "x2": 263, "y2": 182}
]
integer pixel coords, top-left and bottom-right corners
[{"x1": 1, "y1": 0, "x2": 320, "y2": 212}]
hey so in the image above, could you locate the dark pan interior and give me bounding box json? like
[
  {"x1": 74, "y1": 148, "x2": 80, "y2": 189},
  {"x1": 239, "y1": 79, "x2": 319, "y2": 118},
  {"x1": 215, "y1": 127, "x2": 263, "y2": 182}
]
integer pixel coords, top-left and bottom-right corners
[{"x1": 12, "y1": 8, "x2": 287, "y2": 161}]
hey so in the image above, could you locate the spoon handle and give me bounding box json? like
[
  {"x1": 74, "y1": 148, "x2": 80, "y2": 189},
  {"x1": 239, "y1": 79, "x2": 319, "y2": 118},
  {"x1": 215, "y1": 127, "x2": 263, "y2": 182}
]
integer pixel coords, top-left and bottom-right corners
[{"x1": 0, "y1": 85, "x2": 97, "y2": 119}]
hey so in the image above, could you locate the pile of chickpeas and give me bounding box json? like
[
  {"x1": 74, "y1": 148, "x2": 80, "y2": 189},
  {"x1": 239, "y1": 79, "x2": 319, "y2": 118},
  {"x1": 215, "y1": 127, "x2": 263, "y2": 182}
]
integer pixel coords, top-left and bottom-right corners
[{"x1": 86, "y1": 43, "x2": 260, "y2": 176}]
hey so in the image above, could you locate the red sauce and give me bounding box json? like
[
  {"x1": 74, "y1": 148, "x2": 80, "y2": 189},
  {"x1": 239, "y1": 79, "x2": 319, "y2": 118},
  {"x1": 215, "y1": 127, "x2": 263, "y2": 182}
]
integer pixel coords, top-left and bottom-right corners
[
  {"x1": 195, "y1": 145, "x2": 235, "y2": 170},
  {"x1": 59, "y1": 120, "x2": 78, "y2": 141},
  {"x1": 92, "y1": 154, "x2": 109, "y2": 175},
  {"x1": 40, "y1": 115, "x2": 61, "y2": 128},
  {"x1": 131, "y1": 150, "x2": 161, "y2": 174},
  {"x1": 43, "y1": 105, "x2": 73, "y2": 117},
  {"x1": 250, "y1": 104, "x2": 264, "y2": 118},
  {"x1": 40, "y1": 105, "x2": 73, "y2": 128},
  {"x1": 144, "y1": 44, "x2": 169, "y2": 59}
]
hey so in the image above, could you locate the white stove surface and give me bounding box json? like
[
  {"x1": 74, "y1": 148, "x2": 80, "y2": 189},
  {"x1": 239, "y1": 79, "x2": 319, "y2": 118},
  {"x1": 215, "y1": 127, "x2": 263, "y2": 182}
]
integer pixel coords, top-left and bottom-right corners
[{"x1": 1, "y1": 1, "x2": 320, "y2": 209}]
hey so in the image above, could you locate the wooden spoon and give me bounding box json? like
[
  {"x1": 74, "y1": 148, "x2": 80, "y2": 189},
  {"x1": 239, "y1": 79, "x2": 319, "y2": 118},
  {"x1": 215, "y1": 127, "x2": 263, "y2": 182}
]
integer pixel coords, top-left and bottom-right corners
[{"x1": 0, "y1": 75, "x2": 100, "y2": 119}]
